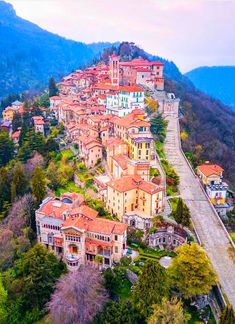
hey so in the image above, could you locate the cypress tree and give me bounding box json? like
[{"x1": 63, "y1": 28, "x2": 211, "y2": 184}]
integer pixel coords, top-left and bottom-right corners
[{"x1": 48, "y1": 77, "x2": 58, "y2": 97}]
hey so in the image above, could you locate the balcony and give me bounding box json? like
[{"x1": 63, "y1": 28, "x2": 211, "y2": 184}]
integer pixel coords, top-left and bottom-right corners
[
  {"x1": 65, "y1": 254, "x2": 80, "y2": 270},
  {"x1": 65, "y1": 253, "x2": 80, "y2": 262}
]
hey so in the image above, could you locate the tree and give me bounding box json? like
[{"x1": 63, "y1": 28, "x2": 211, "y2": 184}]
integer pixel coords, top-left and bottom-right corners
[
  {"x1": 0, "y1": 130, "x2": 14, "y2": 166},
  {"x1": 19, "y1": 245, "x2": 66, "y2": 309},
  {"x1": 150, "y1": 115, "x2": 168, "y2": 143},
  {"x1": 168, "y1": 243, "x2": 217, "y2": 299},
  {"x1": 48, "y1": 266, "x2": 107, "y2": 324},
  {"x1": 5, "y1": 244, "x2": 66, "y2": 323},
  {"x1": 31, "y1": 166, "x2": 46, "y2": 204},
  {"x1": 11, "y1": 162, "x2": 28, "y2": 202},
  {"x1": 0, "y1": 167, "x2": 11, "y2": 218},
  {"x1": 148, "y1": 297, "x2": 191, "y2": 324},
  {"x1": 146, "y1": 97, "x2": 159, "y2": 114},
  {"x1": 133, "y1": 260, "x2": 170, "y2": 318},
  {"x1": 0, "y1": 275, "x2": 8, "y2": 323},
  {"x1": 47, "y1": 161, "x2": 60, "y2": 190},
  {"x1": 219, "y1": 305, "x2": 235, "y2": 324},
  {"x1": 174, "y1": 198, "x2": 191, "y2": 227},
  {"x1": 94, "y1": 301, "x2": 143, "y2": 324},
  {"x1": 103, "y1": 267, "x2": 122, "y2": 298},
  {"x1": 48, "y1": 77, "x2": 58, "y2": 97}
]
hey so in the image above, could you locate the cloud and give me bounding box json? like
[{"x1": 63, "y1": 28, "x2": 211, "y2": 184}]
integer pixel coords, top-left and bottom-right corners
[{"x1": 6, "y1": 0, "x2": 235, "y2": 72}]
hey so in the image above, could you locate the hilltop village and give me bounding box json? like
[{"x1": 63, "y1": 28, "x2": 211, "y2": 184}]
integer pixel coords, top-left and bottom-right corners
[
  {"x1": 1, "y1": 54, "x2": 234, "y2": 272},
  {"x1": 1, "y1": 50, "x2": 235, "y2": 322}
]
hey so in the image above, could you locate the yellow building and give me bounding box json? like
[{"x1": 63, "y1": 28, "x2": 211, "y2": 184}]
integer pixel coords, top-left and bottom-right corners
[
  {"x1": 112, "y1": 109, "x2": 155, "y2": 161},
  {"x1": 106, "y1": 175, "x2": 164, "y2": 223},
  {"x1": 2, "y1": 107, "x2": 14, "y2": 121}
]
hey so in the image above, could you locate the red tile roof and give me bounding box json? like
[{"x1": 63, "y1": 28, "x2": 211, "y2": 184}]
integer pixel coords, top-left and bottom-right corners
[{"x1": 197, "y1": 164, "x2": 224, "y2": 177}]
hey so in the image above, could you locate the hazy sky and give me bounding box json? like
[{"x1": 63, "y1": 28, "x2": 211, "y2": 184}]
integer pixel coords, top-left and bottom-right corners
[{"x1": 6, "y1": 0, "x2": 235, "y2": 72}]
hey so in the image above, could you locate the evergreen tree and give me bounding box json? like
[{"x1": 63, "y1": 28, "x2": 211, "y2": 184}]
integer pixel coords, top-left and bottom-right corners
[
  {"x1": 47, "y1": 161, "x2": 60, "y2": 190},
  {"x1": 94, "y1": 301, "x2": 143, "y2": 324},
  {"x1": 11, "y1": 162, "x2": 28, "y2": 202},
  {"x1": 31, "y1": 166, "x2": 46, "y2": 204},
  {"x1": 133, "y1": 260, "x2": 170, "y2": 318},
  {"x1": 219, "y1": 305, "x2": 235, "y2": 324},
  {"x1": 48, "y1": 77, "x2": 58, "y2": 97},
  {"x1": 168, "y1": 243, "x2": 217, "y2": 299},
  {"x1": 0, "y1": 168, "x2": 11, "y2": 218},
  {"x1": 0, "y1": 131, "x2": 14, "y2": 166},
  {"x1": 174, "y1": 198, "x2": 191, "y2": 227}
]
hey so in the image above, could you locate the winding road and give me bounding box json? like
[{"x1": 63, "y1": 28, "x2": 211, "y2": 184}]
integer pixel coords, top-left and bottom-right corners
[{"x1": 163, "y1": 113, "x2": 235, "y2": 308}]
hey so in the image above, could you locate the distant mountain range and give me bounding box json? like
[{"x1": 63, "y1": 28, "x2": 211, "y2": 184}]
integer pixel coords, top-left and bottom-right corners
[
  {"x1": 185, "y1": 66, "x2": 235, "y2": 109},
  {"x1": 0, "y1": 1, "x2": 116, "y2": 99}
]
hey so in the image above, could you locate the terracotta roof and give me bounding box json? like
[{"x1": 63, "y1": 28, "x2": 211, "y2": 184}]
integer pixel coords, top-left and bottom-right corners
[
  {"x1": 119, "y1": 85, "x2": 144, "y2": 92},
  {"x1": 197, "y1": 164, "x2": 224, "y2": 177},
  {"x1": 112, "y1": 154, "x2": 128, "y2": 170},
  {"x1": 88, "y1": 218, "x2": 127, "y2": 235},
  {"x1": 39, "y1": 199, "x2": 72, "y2": 220},
  {"x1": 108, "y1": 175, "x2": 163, "y2": 194},
  {"x1": 70, "y1": 205, "x2": 98, "y2": 220}
]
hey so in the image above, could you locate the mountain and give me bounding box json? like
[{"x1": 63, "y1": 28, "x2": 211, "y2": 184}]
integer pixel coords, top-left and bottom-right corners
[
  {"x1": 0, "y1": 1, "x2": 110, "y2": 99},
  {"x1": 185, "y1": 66, "x2": 235, "y2": 109}
]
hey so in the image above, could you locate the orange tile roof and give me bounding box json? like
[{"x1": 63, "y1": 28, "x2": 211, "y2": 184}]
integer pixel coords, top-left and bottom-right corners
[
  {"x1": 88, "y1": 218, "x2": 127, "y2": 235},
  {"x1": 119, "y1": 85, "x2": 144, "y2": 92},
  {"x1": 197, "y1": 164, "x2": 224, "y2": 177},
  {"x1": 108, "y1": 175, "x2": 163, "y2": 194},
  {"x1": 112, "y1": 154, "x2": 128, "y2": 170},
  {"x1": 39, "y1": 199, "x2": 72, "y2": 219},
  {"x1": 70, "y1": 205, "x2": 98, "y2": 220}
]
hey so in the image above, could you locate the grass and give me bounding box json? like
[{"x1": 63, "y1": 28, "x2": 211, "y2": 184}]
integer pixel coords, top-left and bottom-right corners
[
  {"x1": 55, "y1": 181, "x2": 84, "y2": 196},
  {"x1": 115, "y1": 278, "x2": 132, "y2": 301}
]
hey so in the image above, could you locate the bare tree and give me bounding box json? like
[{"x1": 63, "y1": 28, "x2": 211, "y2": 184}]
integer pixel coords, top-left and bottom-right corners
[
  {"x1": 23, "y1": 152, "x2": 44, "y2": 179},
  {"x1": 48, "y1": 266, "x2": 107, "y2": 324}
]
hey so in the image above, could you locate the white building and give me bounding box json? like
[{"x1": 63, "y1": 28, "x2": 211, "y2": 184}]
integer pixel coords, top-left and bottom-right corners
[{"x1": 106, "y1": 86, "x2": 144, "y2": 117}]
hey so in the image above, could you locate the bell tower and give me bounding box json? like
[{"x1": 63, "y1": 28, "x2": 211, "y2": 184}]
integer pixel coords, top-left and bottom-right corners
[{"x1": 109, "y1": 54, "x2": 120, "y2": 86}]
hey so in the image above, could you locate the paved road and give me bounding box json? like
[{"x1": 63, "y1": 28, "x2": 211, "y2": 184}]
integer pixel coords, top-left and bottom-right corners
[{"x1": 164, "y1": 114, "x2": 235, "y2": 308}]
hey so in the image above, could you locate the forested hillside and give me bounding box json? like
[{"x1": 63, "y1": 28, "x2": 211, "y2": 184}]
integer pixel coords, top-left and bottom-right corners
[
  {"x1": 165, "y1": 78, "x2": 235, "y2": 188},
  {"x1": 0, "y1": 1, "x2": 110, "y2": 99},
  {"x1": 186, "y1": 66, "x2": 235, "y2": 109}
]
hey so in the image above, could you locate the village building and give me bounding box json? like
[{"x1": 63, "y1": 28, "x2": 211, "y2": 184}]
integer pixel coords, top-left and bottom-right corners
[
  {"x1": 35, "y1": 192, "x2": 127, "y2": 270},
  {"x1": 106, "y1": 175, "x2": 164, "y2": 229},
  {"x1": 76, "y1": 136, "x2": 102, "y2": 168},
  {"x1": 109, "y1": 55, "x2": 164, "y2": 91},
  {"x1": 32, "y1": 116, "x2": 45, "y2": 135}
]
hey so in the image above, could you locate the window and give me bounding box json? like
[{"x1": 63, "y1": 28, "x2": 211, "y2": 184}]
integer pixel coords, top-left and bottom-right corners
[
  {"x1": 115, "y1": 235, "x2": 118, "y2": 241},
  {"x1": 66, "y1": 235, "x2": 80, "y2": 242},
  {"x1": 115, "y1": 246, "x2": 118, "y2": 253}
]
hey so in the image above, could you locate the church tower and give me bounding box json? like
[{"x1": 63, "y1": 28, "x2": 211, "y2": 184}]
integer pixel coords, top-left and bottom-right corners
[{"x1": 109, "y1": 54, "x2": 120, "y2": 86}]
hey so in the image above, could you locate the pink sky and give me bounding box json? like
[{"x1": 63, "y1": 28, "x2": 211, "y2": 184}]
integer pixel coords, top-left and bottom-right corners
[{"x1": 6, "y1": 0, "x2": 235, "y2": 72}]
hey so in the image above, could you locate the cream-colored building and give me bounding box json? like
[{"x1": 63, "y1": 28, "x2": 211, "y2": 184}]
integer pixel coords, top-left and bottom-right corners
[
  {"x1": 35, "y1": 193, "x2": 127, "y2": 271},
  {"x1": 106, "y1": 175, "x2": 164, "y2": 229}
]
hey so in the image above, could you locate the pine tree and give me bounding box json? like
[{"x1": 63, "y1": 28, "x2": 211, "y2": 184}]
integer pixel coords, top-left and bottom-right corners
[
  {"x1": 133, "y1": 260, "x2": 170, "y2": 318},
  {"x1": 0, "y1": 131, "x2": 14, "y2": 167},
  {"x1": 219, "y1": 305, "x2": 235, "y2": 324},
  {"x1": 11, "y1": 162, "x2": 28, "y2": 202},
  {"x1": 48, "y1": 77, "x2": 58, "y2": 97},
  {"x1": 31, "y1": 166, "x2": 46, "y2": 204}
]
